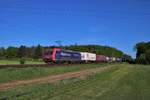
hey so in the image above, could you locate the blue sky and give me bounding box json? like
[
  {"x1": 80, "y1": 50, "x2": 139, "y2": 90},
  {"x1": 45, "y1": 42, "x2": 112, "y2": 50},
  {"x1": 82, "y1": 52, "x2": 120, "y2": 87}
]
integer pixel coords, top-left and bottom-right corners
[{"x1": 0, "y1": 0, "x2": 150, "y2": 57}]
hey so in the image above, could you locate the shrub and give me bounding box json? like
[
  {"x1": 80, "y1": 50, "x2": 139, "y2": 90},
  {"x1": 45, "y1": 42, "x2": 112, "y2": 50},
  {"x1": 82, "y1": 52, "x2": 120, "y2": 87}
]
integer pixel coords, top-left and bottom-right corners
[{"x1": 20, "y1": 58, "x2": 26, "y2": 65}]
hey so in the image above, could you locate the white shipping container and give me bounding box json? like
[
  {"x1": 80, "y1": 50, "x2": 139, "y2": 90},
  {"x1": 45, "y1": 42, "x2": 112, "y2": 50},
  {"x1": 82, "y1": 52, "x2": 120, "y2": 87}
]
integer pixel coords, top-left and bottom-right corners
[
  {"x1": 112, "y1": 57, "x2": 116, "y2": 61},
  {"x1": 106, "y1": 57, "x2": 110, "y2": 61},
  {"x1": 80, "y1": 52, "x2": 96, "y2": 61}
]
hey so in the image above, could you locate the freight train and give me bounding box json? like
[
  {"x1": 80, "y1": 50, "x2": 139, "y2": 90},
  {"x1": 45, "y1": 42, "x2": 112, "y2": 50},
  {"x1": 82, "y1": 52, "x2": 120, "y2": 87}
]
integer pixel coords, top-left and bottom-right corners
[{"x1": 43, "y1": 48, "x2": 122, "y2": 64}]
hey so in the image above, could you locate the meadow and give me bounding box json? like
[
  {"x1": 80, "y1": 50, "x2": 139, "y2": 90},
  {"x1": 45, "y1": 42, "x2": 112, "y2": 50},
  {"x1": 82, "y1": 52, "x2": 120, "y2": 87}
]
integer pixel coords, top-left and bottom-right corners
[
  {"x1": 0, "y1": 63, "x2": 108, "y2": 84},
  {"x1": 0, "y1": 63, "x2": 150, "y2": 100}
]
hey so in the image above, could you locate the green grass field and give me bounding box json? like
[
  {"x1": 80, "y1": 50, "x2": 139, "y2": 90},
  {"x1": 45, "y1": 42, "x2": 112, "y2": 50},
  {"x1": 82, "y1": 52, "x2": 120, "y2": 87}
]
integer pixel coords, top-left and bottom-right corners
[
  {"x1": 0, "y1": 63, "x2": 150, "y2": 100},
  {"x1": 0, "y1": 59, "x2": 45, "y2": 65},
  {"x1": 0, "y1": 63, "x2": 108, "y2": 84}
]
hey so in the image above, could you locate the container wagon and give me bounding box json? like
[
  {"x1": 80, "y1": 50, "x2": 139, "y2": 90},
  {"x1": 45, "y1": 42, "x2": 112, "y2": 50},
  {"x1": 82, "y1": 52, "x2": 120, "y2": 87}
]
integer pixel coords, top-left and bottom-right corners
[
  {"x1": 96, "y1": 55, "x2": 107, "y2": 62},
  {"x1": 116, "y1": 58, "x2": 122, "y2": 62},
  {"x1": 80, "y1": 52, "x2": 96, "y2": 62}
]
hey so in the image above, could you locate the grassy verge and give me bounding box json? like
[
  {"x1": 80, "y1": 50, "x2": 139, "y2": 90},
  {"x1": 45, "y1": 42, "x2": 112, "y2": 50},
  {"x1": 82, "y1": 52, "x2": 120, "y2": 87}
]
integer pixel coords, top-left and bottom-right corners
[
  {"x1": 0, "y1": 64, "x2": 150, "y2": 100},
  {"x1": 0, "y1": 63, "x2": 108, "y2": 84},
  {"x1": 0, "y1": 59, "x2": 45, "y2": 65}
]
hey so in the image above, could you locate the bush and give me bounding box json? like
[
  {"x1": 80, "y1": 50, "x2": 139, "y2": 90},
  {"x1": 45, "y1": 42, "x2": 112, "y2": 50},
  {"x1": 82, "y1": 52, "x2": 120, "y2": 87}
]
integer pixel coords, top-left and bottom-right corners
[{"x1": 20, "y1": 58, "x2": 26, "y2": 65}]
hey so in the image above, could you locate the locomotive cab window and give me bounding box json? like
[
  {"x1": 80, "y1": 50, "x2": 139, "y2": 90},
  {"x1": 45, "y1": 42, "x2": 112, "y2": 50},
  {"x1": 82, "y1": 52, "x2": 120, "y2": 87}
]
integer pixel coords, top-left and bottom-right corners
[{"x1": 45, "y1": 51, "x2": 53, "y2": 55}]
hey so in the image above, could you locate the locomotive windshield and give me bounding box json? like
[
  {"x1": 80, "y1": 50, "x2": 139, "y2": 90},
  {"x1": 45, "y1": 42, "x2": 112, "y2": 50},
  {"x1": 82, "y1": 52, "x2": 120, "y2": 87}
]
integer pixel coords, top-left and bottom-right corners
[{"x1": 44, "y1": 50, "x2": 53, "y2": 55}]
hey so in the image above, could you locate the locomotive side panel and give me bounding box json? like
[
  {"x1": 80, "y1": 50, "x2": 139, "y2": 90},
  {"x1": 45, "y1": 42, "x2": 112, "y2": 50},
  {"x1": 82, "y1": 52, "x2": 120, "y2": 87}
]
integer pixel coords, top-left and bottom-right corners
[{"x1": 55, "y1": 50, "x2": 81, "y2": 62}]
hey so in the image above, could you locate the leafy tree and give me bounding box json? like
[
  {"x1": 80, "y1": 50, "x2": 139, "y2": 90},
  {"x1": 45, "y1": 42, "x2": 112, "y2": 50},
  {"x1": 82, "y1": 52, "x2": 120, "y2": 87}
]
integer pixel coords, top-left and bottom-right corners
[
  {"x1": 135, "y1": 42, "x2": 147, "y2": 58},
  {"x1": 135, "y1": 41, "x2": 150, "y2": 64},
  {"x1": 17, "y1": 45, "x2": 27, "y2": 58},
  {"x1": 145, "y1": 49, "x2": 150, "y2": 64},
  {"x1": 33, "y1": 44, "x2": 43, "y2": 59},
  {"x1": 135, "y1": 54, "x2": 147, "y2": 64},
  {"x1": 6, "y1": 47, "x2": 18, "y2": 58},
  {"x1": 0, "y1": 47, "x2": 6, "y2": 59}
]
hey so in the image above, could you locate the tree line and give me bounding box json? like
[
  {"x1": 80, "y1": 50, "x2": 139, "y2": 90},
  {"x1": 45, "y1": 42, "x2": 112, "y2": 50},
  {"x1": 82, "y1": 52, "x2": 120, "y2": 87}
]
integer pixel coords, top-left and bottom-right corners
[
  {"x1": 135, "y1": 41, "x2": 150, "y2": 64},
  {"x1": 0, "y1": 45, "x2": 43, "y2": 59},
  {"x1": 0, "y1": 44, "x2": 129, "y2": 60},
  {"x1": 61, "y1": 45, "x2": 124, "y2": 57}
]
